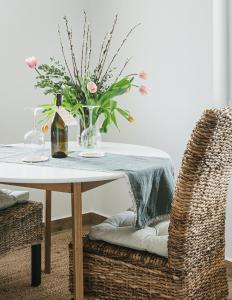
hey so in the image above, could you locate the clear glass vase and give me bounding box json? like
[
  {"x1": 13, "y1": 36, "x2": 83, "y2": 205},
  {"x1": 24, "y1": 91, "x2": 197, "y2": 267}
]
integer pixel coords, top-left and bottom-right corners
[{"x1": 80, "y1": 105, "x2": 104, "y2": 157}]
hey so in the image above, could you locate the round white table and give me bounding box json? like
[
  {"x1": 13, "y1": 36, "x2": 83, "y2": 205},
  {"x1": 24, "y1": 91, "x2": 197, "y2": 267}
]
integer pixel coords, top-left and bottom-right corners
[{"x1": 0, "y1": 142, "x2": 170, "y2": 300}]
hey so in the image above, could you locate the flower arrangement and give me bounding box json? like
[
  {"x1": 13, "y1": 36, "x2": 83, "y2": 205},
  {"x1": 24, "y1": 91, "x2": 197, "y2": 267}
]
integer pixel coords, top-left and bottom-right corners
[{"x1": 25, "y1": 14, "x2": 150, "y2": 133}]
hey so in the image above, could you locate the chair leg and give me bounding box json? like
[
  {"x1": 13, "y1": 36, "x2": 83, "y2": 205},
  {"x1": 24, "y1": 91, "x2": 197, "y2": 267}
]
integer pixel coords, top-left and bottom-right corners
[{"x1": 31, "y1": 244, "x2": 41, "y2": 287}]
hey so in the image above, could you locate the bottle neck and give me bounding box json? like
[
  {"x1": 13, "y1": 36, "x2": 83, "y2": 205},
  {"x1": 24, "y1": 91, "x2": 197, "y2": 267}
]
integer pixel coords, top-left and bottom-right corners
[{"x1": 56, "y1": 94, "x2": 62, "y2": 107}]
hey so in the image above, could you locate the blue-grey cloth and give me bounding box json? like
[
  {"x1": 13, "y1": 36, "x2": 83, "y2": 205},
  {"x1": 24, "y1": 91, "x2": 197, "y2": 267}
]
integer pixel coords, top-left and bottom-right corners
[{"x1": 0, "y1": 146, "x2": 175, "y2": 228}]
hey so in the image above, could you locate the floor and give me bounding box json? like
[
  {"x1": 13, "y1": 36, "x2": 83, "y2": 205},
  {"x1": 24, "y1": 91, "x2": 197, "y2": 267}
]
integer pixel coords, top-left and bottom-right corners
[
  {"x1": 0, "y1": 230, "x2": 72, "y2": 300},
  {"x1": 0, "y1": 229, "x2": 231, "y2": 299},
  {"x1": 227, "y1": 265, "x2": 232, "y2": 300}
]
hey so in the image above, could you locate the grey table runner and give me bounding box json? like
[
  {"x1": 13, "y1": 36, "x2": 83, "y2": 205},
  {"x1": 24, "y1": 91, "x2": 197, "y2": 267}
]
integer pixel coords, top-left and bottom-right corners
[{"x1": 0, "y1": 146, "x2": 175, "y2": 228}]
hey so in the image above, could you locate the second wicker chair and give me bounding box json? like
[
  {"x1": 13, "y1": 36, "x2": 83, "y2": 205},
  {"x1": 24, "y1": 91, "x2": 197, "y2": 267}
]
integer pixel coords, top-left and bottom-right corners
[
  {"x1": 0, "y1": 201, "x2": 43, "y2": 287},
  {"x1": 69, "y1": 108, "x2": 232, "y2": 300}
]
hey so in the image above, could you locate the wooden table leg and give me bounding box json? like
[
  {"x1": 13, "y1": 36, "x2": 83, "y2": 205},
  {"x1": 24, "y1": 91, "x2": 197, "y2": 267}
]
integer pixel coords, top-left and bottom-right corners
[
  {"x1": 71, "y1": 183, "x2": 84, "y2": 300},
  {"x1": 45, "y1": 190, "x2": 52, "y2": 274}
]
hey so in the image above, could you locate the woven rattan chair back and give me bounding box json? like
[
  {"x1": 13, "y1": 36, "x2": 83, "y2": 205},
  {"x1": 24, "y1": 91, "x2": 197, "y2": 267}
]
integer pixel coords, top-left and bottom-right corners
[{"x1": 168, "y1": 108, "x2": 232, "y2": 273}]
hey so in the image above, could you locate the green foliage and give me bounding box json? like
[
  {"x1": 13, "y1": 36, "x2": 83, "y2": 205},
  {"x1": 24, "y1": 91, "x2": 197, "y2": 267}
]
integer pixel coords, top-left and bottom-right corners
[
  {"x1": 92, "y1": 77, "x2": 133, "y2": 132},
  {"x1": 38, "y1": 60, "x2": 133, "y2": 132},
  {"x1": 35, "y1": 58, "x2": 70, "y2": 95}
]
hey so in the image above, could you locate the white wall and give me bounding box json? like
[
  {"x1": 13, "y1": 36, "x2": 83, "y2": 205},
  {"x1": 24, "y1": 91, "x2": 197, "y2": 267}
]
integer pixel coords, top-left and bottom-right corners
[{"x1": 213, "y1": 0, "x2": 229, "y2": 106}]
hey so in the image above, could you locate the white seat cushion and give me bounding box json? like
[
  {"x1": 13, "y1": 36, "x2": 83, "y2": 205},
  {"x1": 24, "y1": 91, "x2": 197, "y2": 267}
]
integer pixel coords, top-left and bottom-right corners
[
  {"x1": 0, "y1": 189, "x2": 29, "y2": 210},
  {"x1": 89, "y1": 211, "x2": 169, "y2": 258}
]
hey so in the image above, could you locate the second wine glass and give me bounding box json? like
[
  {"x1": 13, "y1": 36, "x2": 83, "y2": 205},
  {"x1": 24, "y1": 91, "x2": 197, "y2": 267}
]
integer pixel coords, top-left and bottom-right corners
[{"x1": 23, "y1": 107, "x2": 49, "y2": 163}]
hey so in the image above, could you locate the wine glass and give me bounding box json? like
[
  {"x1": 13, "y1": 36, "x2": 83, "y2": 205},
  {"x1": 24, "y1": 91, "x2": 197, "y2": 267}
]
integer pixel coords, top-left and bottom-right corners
[
  {"x1": 22, "y1": 107, "x2": 49, "y2": 163},
  {"x1": 80, "y1": 105, "x2": 104, "y2": 157}
]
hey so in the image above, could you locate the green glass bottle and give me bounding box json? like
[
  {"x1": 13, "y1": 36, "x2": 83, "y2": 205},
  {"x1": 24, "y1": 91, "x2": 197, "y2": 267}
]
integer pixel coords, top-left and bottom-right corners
[{"x1": 51, "y1": 94, "x2": 68, "y2": 158}]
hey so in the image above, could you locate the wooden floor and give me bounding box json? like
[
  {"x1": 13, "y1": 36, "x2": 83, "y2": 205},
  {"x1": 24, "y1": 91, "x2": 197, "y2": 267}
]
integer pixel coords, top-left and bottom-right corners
[{"x1": 227, "y1": 262, "x2": 232, "y2": 299}]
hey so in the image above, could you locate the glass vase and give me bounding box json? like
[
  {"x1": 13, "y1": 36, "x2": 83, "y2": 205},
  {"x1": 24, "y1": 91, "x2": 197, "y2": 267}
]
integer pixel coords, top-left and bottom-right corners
[{"x1": 80, "y1": 105, "x2": 103, "y2": 157}]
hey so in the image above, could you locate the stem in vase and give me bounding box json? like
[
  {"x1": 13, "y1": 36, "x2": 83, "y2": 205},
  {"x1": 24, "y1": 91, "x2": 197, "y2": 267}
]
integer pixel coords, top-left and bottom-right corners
[{"x1": 89, "y1": 107, "x2": 93, "y2": 128}]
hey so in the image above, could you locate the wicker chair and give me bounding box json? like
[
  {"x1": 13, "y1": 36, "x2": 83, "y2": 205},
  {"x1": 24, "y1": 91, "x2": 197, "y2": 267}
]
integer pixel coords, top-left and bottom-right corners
[
  {"x1": 0, "y1": 201, "x2": 43, "y2": 287},
  {"x1": 69, "y1": 108, "x2": 232, "y2": 300}
]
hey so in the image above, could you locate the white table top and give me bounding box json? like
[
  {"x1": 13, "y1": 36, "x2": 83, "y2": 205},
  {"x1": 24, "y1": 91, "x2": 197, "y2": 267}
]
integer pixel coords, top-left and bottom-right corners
[{"x1": 0, "y1": 142, "x2": 170, "y2": 184}]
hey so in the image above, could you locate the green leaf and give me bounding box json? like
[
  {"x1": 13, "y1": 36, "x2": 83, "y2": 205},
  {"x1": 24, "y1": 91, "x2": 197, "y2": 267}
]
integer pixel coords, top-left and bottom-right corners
[
  {"x1": 39, "y1": 103, "x2": 54, "y2": 109},
  {"x1": 111, "y1": 112, "x2": 119, "y2": 129},
  {"x1": 38, "y1": 108, "x2": 55, "y2": 124},
  {"x1": 116, "y1": 108, "x2": 130, "y2": 119},
  {"x1": 109, "y1": 100, "x2": 117, "y2": 111},
  {"x1": 112, "y1": 77, "x2": 131, "y2": 88}
]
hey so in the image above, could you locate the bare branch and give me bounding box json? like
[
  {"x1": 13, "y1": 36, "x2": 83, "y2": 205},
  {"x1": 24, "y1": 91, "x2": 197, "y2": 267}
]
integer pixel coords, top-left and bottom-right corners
[
  {"x1": 81, "y1": 11, "x2": 87, "y2": 76},
  {"x1": 97, "y1": 14, "x2": 118, "y2": 79},
  {"x1": 94, "y1": 32, "x2": 108, "y2": 78},
  {"x1": 114, "y1": 57, "x2": 132, "y2": 82},
  {"x1": 58, "y1": 25, "x2": 75, "y2": 85},
  {"x1": 87, "y1": 27, "x2": 92, "y2": 74},
  {"x1": 63, "y1": 16, "x2": 78, "y2": 78},
  {"x1": 100, "y1": 22, "x2": 141, "y2": 85},
  {"x1": 63, "y1": 16, "x2": 83, "y2": 89},
  {"x1": 84, "y1": 24, "x2": 90, "y2": 76}
]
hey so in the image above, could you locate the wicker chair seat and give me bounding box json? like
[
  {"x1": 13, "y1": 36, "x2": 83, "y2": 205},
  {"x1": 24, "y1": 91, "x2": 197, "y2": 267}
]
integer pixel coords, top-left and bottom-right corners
[
  {"x1": 83, "y1": 237, "x2": 168, "y2": 271},
  {"x1": 69, "y1": 238, "x2": 183, "y2": 299},
  {"x1": 0, "y1": 201, "x2": 43, "y2": 257}
]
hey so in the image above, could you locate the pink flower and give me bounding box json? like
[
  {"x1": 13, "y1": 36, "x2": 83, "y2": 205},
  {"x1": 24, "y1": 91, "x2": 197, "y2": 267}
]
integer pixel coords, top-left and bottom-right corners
[
  {"x1": 87, "y1": 81, "x2": 98, "y2": 94},
  {"x1": 25, "y1": 56, "x2": 38, "y2": 69},
  {"x1": 139, "y1": 71, "x2": 148, "y2": 80},
  {"x1": 139, "y1": 85, "x2": 150, "y2": 96}
]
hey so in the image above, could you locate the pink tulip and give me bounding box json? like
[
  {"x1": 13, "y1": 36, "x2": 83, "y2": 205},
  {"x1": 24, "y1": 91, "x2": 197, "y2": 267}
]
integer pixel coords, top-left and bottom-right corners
[
  {"x1": 139, "y1": 71, "x2": 148, "y2": 80},
  {"x1": 25, "y1": 56, "x2": 38, "y2": 69},
  {"x1": 139, "y1": 85, "x2": 150, "y2": 96},
  {"x1": 87, "y1": 81, "x2": 98, "y2": 94}
]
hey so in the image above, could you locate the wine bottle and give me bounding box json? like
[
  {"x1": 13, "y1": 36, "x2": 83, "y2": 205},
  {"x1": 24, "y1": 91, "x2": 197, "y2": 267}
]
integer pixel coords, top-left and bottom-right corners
[{"x1": 51, "y1": 94, "x2": 68, "y2": 158}]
